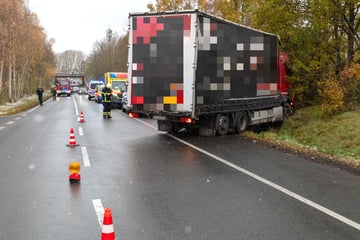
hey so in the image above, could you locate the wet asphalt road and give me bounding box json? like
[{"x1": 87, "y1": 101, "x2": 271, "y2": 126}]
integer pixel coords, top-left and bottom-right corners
[{"x1": 0, "y1": 94, "x2": 359, "y2": 239}]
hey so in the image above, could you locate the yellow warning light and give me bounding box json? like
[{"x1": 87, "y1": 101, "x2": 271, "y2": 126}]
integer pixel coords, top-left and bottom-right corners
[{"x1": 68, "y1": 161, "x2": 81, "y2": 174}]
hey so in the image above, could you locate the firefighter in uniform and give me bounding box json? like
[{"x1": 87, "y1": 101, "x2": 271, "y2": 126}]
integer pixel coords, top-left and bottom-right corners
[{"x1": 101, "y1": 84, "x2": 113, "y2": 118}]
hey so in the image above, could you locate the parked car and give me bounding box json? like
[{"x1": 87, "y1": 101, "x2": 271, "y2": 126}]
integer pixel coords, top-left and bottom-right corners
[
  {"x1": 94, "y1": 84, "x2": 104, "y2": 103},
  {"x1": 87, "y1": 80, "x2": 104, "y2": 100},
  {"x1": 72, "y1": 86, "x2": 80, "y2": 93},
  {"x1": 111, "y1": 87, "x2": 124, "y2": 109},
  {"x1": 78, "y1": 87, "x2": 87, "y2": 95},
  {"x1": 121, "y1": 92, "x2": 129, "y2": 112}
]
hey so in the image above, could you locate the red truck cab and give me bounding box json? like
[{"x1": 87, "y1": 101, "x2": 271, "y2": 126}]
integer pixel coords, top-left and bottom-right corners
[{"x1": 278, "y1": 51, "x2": 295, "y2": 116}]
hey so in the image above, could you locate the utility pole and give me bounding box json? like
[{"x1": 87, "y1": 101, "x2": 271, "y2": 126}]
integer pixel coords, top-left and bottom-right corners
[{"x1": 106, "y1": 28, "x2": 113, "y2": 72}]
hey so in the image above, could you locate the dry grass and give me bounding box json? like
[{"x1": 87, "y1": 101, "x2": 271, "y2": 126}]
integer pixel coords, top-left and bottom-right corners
[
  {"x1": 246, "y1": 106, "x2": 360, "y2": 174},
  {"x1": 0, "y1": 95, "x2": 50, "y2": 116}
]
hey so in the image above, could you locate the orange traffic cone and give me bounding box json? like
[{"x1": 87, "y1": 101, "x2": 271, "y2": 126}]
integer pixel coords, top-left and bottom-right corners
[
  {"x1": 101, "y1": 208, "x2": 116, "y2": 240},
  {"x1": 66, "y1": 128, "x2": 79, "y2": 147},
  {"x1": 79, "y1": 111, "x2": 86, "y2": 123}
]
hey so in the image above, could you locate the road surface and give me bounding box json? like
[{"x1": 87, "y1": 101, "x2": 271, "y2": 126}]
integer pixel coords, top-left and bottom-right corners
[{"x1": 0, "y1": 94, "x2": 359, "y2": 239}]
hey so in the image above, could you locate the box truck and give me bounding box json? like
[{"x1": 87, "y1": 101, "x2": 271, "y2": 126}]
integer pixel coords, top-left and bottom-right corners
[{"x1": 127, "y1": 10, "x2": 293, "y2": 136}]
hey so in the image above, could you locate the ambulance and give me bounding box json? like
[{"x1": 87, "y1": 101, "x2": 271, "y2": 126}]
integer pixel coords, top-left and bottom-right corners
[{"x1": 104, "y1": 72, "x2": 128, "y2": 109}]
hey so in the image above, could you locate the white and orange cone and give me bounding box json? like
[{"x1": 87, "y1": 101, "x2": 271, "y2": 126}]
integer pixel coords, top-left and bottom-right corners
[
  {"x1": 79, "y1": 111, "x2": 86, "y2": 123},
  {"x1": 101, "y1": 208, "x2": 116, "y2": 240},
  {"x1": 66, "y1": 128, "x2": 79, "y2": 147}
]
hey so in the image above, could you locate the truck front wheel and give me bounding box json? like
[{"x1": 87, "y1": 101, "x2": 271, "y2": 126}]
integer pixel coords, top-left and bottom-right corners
[
  {"x1": 216, "y1": 114, "x2": 229, "y2": 136},
  {"x1": 283, "y1": 103, "x2": 294, "y2": 118}
]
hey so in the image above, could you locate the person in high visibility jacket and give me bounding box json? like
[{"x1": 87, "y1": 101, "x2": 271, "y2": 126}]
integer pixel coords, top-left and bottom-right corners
[{"x1": 101, "y1": 84, "x2": 113, "y2": 118}]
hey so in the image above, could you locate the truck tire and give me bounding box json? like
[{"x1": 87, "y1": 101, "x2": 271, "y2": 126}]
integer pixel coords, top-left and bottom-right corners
[
  {"x1": 216, "y1": 114, "x2": 229, "y2": 136},
  {"x1": 283, "y1": 103, "x2": 294, "y2": 118},
  {"x1": 236, "y1": 111, "x2": 248, "y2": 133}
]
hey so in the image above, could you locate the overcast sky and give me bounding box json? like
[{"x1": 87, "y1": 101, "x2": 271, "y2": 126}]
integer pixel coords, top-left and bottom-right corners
[{"x1": 29, "y1": 0, "x2": 152, "y2": 55}]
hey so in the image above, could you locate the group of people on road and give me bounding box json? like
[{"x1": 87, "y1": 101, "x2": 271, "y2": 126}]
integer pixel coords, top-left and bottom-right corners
[
  {"x1": 36, "y1": 84, "x2": 114, "y2": 119},
  {"x1": 36, "y1": 85, "x2": 56, "y2": 106}
]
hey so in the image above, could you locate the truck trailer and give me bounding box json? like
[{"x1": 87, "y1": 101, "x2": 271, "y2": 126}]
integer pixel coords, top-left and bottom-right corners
[{"x1": 127, "y1": 10, "x2": 293, "y2": 136}]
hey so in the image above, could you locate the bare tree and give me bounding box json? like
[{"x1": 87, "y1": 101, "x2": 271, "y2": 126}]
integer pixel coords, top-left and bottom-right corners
[
  {"x1": 0, "y1": 0, "x2": 56, "y2": 104},
  {"x1": 56, "y1": 50, "x2": 87, "y2": 75}
]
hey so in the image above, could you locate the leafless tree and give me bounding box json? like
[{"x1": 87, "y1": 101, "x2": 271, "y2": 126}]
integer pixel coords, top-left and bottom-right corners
[{"x1": 56, "y1": 50, "x2": 87, "y2": 75}]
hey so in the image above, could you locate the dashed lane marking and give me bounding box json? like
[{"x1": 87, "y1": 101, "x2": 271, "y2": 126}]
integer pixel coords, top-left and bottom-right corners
[
  {"x1": 79, "y1": 127, "x2": 84, "y2": 136},
  {"x1": 81, "y1": 146, "x2": 91, "y2": 167},
  {"x1": 73, "y1": 96, "x2": 79, "y2": 116},
  {"x1": 92, "y1": 199, "x2": 104, "y2": 227}
]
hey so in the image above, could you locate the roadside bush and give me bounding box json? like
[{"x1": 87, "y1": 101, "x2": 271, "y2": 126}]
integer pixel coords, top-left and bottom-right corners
[
  {"x1": 339, "y1": 63, "x2": 360, "y2": 110},
  {"x1": 318, "y1": 73, "x2": 344, "y2": 116}
]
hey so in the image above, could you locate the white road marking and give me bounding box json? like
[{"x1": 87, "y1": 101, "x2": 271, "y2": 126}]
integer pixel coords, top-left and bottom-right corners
[
  {"x1": 6, "y1": 121, "x2": 14, "y2": 125},
  {"x1": 25, "y1": 107, "x2": 37, "y2": 113},
  {"x1": 135, "y1": 118, "x2": 360, "y2": 231},
  {"x1": 74, "y1": 98, "x2": 89, "y2": 167},
  {"x1": 81, "y1": 146, "x2": 91, "y2": 167},
  {"x1": 79, "y1": 127, "x2": 84, "y2": 136},
  {"x1": 92, "y1": 199, "x2": 104, "y2": 227},
  {"x1": 72, "y1": 96, "x2": 79, "y2": 116},
  {"x1": 134, "y1": 118, "x2": 157, "y2": 130},
  {"x1": 0, "y1": 126, "x2": 5, "y2": 130}
]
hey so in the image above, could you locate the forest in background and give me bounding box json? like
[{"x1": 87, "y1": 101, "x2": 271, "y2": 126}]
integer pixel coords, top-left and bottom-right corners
[
  {"x1": 0, "y1": 0, "x2": 55, "y2": 104},
  {"x1": 1, "y1": 0, "x2": 360, "y2": 116}
]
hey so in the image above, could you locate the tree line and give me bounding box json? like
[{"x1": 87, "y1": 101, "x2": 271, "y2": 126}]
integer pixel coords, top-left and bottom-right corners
[
  {"x1": 144, "y1": 0, "x2": 360, "y2": 114},
  {"x1": 85, "y1": 31, "x2": 128, "y2": 80},
  {"x1": 0, "y1": 0, "x2": 56, "y2": 104}
]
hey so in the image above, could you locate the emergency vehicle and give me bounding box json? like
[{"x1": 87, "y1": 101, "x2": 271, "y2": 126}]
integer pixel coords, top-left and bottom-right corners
[
  {"x1": 94, "y1": 84, "x2": 105, "y2": 103},
  {"x1": 55, "y1": 77, "x2": 71, "y2": 97},
  {"x1": 87, "y1": 80, "x2": 104, "y2": 100},
  {"x1": 104, "y1": 72, "x2": 128, "y2": 109},
  {"x1": 104, "y1": 72, "x2": 127, "y2": 91}
]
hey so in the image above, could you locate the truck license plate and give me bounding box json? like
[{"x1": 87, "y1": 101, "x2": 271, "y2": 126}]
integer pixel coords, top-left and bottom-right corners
[{"x1": 153, "y1": 115, "x2": 166, "y2": 120}]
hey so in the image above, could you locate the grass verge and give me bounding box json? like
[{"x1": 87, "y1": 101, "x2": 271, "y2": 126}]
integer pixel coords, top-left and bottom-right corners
[
  {"x1": 0, "y1": 94, "x2": 50, "y2": 116},
  {"x1": 244, "y1": 106, "x2": 360, "y2": 174}
]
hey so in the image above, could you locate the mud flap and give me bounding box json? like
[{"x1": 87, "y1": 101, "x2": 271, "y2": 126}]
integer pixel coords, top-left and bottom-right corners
[{"x1": 158, "y1": 121, "x2": 172, "y2": 132}]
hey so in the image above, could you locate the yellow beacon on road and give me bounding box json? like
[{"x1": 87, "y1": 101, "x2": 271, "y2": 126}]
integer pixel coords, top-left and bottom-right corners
[{"x1": 68, "y1": 161, "x2": 81, "y2": 183}]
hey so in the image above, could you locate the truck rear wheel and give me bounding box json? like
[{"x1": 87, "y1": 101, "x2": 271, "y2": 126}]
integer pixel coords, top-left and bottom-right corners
[
  {"x1": 236, "y1": 111, "x2": 248, "y2": 133},
  {"x1": 216, "y1": 114, "x2": 229, "y2": 136}
]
